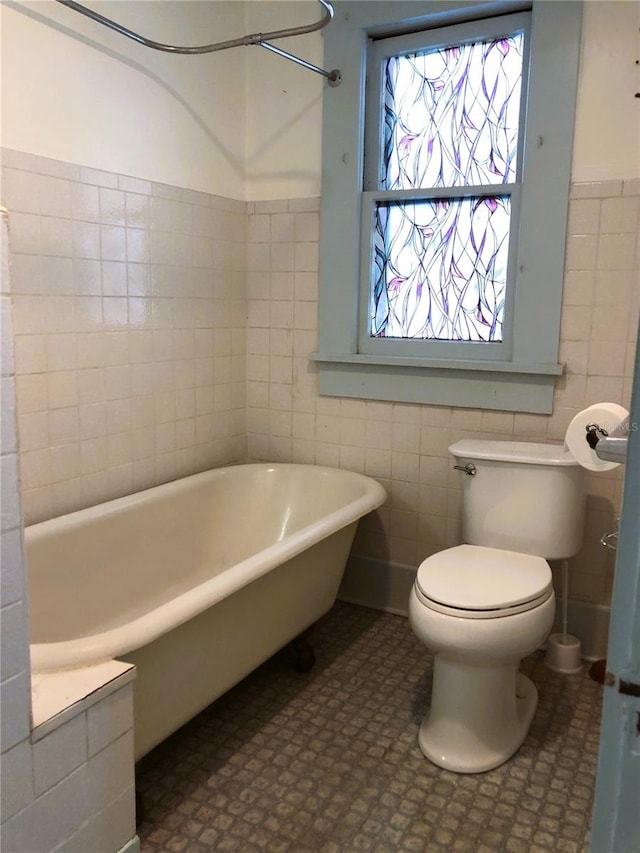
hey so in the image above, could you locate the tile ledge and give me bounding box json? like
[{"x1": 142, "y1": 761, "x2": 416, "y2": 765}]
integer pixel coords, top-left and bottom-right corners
[
  {"x1": 569, "y1": 178, "x2": 640, "y2": 199},
  {"x1": 570, "y1": 180, "x2": 623, "y2": 199},
  {"x1": 31, "y1": 659, "x2": 135, "y2": 742}
]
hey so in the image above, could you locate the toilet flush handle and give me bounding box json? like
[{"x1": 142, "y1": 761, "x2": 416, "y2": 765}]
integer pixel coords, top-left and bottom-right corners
[{"x1": 453, "y1": 463, "x2": 476, "y2": 476}]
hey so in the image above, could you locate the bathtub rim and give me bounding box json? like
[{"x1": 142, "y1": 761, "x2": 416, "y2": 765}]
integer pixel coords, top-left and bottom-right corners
[{"x1": 27, "y1": 463, "x2": 386, "y2": 673}]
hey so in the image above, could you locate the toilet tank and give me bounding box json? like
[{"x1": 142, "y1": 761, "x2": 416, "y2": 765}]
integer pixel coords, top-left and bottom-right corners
[{"x1": 450, "y1": 440, "x2": 586, "y2": 560}]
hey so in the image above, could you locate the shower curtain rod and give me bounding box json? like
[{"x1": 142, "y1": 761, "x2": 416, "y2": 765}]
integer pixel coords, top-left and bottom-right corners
[{"x1": 54, "y1": 0, "x2": 342, "y2": 86}]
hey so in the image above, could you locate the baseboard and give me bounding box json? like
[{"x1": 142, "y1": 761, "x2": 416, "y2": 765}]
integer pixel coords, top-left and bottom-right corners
[
  {"x1": 117, "y1": 836, "x2": 140, "y2": 853},
  {"x1": 338, "y1": 555, "x2": 416, "y2": 617},
  {"x1": 338, "y1": 554, "x2": 611, "y2": 661}
]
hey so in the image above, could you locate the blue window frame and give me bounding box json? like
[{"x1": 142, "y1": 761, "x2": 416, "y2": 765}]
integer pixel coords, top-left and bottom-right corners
[{"x1": 314, "y1": 1, "x2": 583, "y2": 413}]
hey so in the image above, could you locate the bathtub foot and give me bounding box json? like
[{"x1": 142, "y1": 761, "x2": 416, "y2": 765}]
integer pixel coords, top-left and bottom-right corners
[{"x1": 292, "y1": 633, "x2": 315, "y2": 673}]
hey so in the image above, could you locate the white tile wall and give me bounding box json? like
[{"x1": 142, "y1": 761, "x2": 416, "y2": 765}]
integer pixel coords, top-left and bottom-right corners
[
  {"x1": 1, "y1": 677, "x2": 136, "y2": 853},
  {"x1": 1, "y1": 724, "x2": 135, "y2": 853},
  {"x1": 246, "y1": 183, "x2": 639, "y2": 606},
  {"x1": 32, "y1": 714, "x2": 88, "y2": 797},
  {"x1": 1, "y1": 202, "x2": 137, "y2": 853},
  {"x1": 1, "y1": 148, "x2": 247, "y2": 526},
  {"x1": 87, "y1": 688, "x2": 133, "y2": 757},
  {"x1": 1, "y1": 208, "x2": 32, "y2": 758}
]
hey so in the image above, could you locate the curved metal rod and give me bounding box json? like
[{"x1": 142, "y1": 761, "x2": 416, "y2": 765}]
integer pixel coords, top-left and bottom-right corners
[{"x1": 54, "y1": 0, "x2": 340, "y2": 83}]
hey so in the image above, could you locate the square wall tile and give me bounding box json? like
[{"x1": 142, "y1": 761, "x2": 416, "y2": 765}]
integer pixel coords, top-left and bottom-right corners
[{"x1": 33, "y1": 713, "x2": 88, "y2": 797}]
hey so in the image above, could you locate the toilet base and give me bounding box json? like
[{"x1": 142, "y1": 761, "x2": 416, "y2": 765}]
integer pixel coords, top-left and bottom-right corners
[{"x1": 418, "y1": 659, "x2": 538, "y2": 774}]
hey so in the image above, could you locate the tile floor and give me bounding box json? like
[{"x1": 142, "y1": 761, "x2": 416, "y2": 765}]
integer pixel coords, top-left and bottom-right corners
[{"x1": 136, "y1": 602, "x2": 602, "y2": 853}]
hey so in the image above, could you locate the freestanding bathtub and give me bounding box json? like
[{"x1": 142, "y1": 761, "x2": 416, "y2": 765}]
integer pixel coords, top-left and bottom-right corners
[{"x1": 27, "y1": 463, "x2": 386, "y2": 758}]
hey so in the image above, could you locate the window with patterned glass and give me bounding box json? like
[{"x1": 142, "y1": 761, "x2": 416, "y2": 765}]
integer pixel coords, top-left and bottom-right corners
[
  {"x1": 361, "y1": 13, "x2": 529, "y2": 357},
  {"x1": 316, "y1": 2, "x2": 582, "y2": 413}
]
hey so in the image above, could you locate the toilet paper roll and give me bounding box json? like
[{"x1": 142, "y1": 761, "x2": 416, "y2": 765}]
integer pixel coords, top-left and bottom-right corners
[{"x1": 565, "y1": 402, "x2": 629, "y2": 471}]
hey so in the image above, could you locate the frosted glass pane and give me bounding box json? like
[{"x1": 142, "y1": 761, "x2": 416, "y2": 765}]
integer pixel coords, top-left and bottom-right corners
[
  {"x1": 383, "y1": 34, "x2": 524, "y2": 190},
  {"x1": 371, "y1": 197, "x2": 510, "y2": 342}
]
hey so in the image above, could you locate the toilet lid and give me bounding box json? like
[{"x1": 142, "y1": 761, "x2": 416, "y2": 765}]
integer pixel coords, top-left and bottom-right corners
[{"x1": 416, "y1": 545, "x2": 552, "y2": 612}]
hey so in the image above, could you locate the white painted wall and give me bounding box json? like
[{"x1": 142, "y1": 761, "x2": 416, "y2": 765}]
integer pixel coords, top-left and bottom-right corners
[
  {"x1": 0, "y1": 1, "x2": 246, "y2": 198},
  {"x1": 243, "y1": 0, "x2": 325, "y2": 200},
  {"x1": 4, "y1": 2, "x2": 635, "y2": 200},
  {"x1": 243, "y1": 0, "x2": 640, "y2": 199},
  {"x1": 572, "y1": 0, "x2": 640, "y2": 184}
]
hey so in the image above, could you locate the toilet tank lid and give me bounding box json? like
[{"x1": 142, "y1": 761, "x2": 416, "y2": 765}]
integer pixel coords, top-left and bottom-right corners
[{"x1": 449, "y1": 439, "x2": 580, "y2": 466}]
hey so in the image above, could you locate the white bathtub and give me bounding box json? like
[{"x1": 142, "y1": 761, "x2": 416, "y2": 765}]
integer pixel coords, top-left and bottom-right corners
[{"x1": 26, "y1": 463, "x2": 385, "y2": 758}]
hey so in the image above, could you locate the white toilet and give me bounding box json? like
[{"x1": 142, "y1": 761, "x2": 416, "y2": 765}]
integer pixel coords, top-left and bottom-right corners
[{"x1": 409, "y1": 439, "x2": 586, "y2": 774}]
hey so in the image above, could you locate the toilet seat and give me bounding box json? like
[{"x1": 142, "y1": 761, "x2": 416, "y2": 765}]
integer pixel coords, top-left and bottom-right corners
[{"x1": 415, "y1": 544, "x2": 553, "y2": 619}]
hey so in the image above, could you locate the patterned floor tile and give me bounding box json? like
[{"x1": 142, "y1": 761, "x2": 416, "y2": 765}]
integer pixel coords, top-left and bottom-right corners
[{"x1": 137, "y1": 602, "x2": 602, "y2": 852}]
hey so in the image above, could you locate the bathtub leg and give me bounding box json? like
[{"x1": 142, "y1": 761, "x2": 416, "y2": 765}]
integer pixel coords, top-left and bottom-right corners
[{"x1": 292, "y1": 632, "x2": 315, "y2": 673}]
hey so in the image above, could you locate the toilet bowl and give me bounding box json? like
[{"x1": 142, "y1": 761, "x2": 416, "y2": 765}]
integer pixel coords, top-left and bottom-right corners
[
  {"x1": 409, "y1": 440, "x2": 585, "y2": 774},
  {"x1": 409, "y1": 544, "x2": 555, "y2": 773}
]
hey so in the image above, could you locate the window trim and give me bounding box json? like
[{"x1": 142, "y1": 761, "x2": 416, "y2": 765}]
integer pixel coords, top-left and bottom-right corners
[
  {"x1": 360, "y1": 12, "x2": 530, "y2": 359},
  {"x1": 314, "y1": 0, "x2": 583, "y2": 413}
]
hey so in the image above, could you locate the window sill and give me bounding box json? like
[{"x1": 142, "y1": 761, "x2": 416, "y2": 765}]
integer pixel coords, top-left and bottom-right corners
[
  {"x1": 310, "y1": 352, "x2": 564, "y2": 376},
  {"x1": 310, "y1": 353, "x2": 563, "y2": 413}
]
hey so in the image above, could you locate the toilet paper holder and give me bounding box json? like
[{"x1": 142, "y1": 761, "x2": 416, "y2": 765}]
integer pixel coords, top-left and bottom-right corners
[
  {"x1": 600, "y1": 530, "x2": 619, "y2": 552},
  {"x1": 585, "y1": 422, "x2": 608, "y2": 449},
  {"x1": 600, "y1": 517, "x2": 621, "y2": 553},
  {"x1": 584, "y1": 419, "x2": 629, "y2": 464}
]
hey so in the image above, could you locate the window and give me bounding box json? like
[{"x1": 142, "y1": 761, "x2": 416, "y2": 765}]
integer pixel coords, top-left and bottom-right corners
[
  {"x1": 364, "y1": 16, "x2": 527, "y2": 354},
  {"x1": 314, "y1": 1, "x2": 583, "y2": 413}
]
